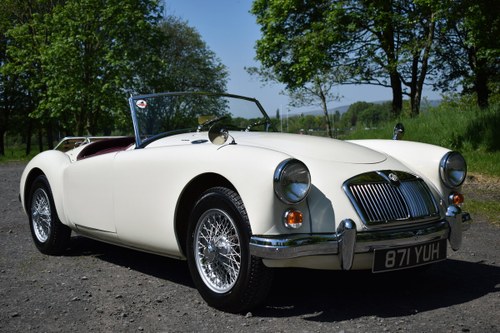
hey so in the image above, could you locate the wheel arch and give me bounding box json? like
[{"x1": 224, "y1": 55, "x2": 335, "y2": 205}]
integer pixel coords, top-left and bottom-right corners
[
  {"x1": 22, "y1": 167, "x2": 45, "y2": 213},
  {"x1": 175, "y1": 172, "x2": 237, "y2": 257},
  {"x1": 20, "y1": 150, "x2": 71, "y2": 224}
]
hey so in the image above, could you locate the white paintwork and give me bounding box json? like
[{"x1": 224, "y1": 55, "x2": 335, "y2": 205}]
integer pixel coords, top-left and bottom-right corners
[
  {"x1": 349, "y1": 139, "x2": 456, "y2": 196},
  {"x1": 20, "y1": 130, "x2": 456, "y2": 268}
]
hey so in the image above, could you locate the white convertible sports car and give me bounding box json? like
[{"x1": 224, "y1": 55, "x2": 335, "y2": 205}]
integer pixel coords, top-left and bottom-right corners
[{"x1": 20, "y1": 92, "x2": 471, "y2": 312}]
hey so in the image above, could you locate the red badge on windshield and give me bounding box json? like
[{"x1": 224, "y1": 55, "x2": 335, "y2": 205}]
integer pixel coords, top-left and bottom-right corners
[{"x1": 136, "y1": 100, "x2": 147, "y2": 109}]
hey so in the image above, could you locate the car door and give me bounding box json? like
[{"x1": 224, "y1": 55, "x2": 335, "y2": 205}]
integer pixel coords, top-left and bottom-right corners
[{"x1": 63, "y1": 152, "x2": 116, "y2": 234}]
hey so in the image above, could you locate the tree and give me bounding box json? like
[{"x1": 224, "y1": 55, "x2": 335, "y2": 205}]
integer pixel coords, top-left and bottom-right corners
[
  {"x1": 433, "y1": 0, "x2": 500, "y2": 108},
  {"x1": 0, "y1": 4, "x2": 12, "y2": 155},
  {"x1": 2, "y1": 0, "x2": 162, "y2": 141},
  {"x1": 328, "y1": 0, "x2": 442, "y2": 116},
  {"x1": 251, "y1": 0, "x2": 443, "y2": 117},
  {"x1": 287, "y1": 73, "x2": 341, "y2": 138},
  {"x1": 132, "y1": 16, "x2": 228, "y2": 94},
  {"x1": 358, "y1": 102, "x2": 391, "y2": 128},
  {"x1": 0, "y1": 0, "x2": 61, "y2": 154},
  {"x1": 396, "y1": 0, "x2": 438, "y2": 116},
  {"x1": 40, "y1": 0, "x2": 162, "y2": 136},
  {"x1": 247, "y1": 65, "x2": 341, "y2": 138},
  {"x1": 1, "y1": 1, "x2": 229, "y2": 153},
  {"x1": 249, "y1": 0, "x2": 345, "y2": 138}
]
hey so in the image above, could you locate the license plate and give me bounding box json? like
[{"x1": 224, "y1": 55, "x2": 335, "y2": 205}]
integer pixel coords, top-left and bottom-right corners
[{"x1": 372, "y1": 239, "x2": 447, "y2": 273}]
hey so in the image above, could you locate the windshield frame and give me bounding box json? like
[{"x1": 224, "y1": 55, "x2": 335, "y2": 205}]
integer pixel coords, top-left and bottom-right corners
[{"x1": 128, "y1": 91, "x2": 276, "y2": 148}]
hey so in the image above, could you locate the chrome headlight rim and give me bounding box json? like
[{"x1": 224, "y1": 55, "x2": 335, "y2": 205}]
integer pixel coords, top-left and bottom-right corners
[
  {"x1": 439, "y1": 151, "x2": 467, "y2": 188},
  {"x1": 274, "y1": 158, "x2": 311, "y2": 204}
]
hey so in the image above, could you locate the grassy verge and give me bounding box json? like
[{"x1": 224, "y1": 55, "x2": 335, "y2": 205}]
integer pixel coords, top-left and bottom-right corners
[
  {"x1": 0, "y1": 146, "x2": 38, "y2": 164},
  {"x1": 467, "y1": 199, "x2": 500, "y2": 226},
  {"x1": 346, "y1": 102, "x2": 500, "y2": 177}
]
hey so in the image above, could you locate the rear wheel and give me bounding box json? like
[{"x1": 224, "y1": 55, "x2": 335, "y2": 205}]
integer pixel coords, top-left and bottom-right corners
[
  {"x1": 186, "y1": 187, "x2": 273, "y2": 313},
  {"x1": 28, "y1": 175, "x2": 71, "y2": 255}
]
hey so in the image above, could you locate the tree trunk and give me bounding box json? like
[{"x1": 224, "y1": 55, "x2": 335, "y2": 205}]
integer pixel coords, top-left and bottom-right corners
[
  {"x1": 467, "y1": 45, "x2": 490, "y2": 109},
  {"x1": 319, "y1": 89, "x2": 333, "y2": 138},
  {"x1": 414, "y1": 12, "x2": 435, "y2": 117},
  {"x1": 25, "y1": 120, "x2": 32, "y2": 156},
  {"x1": 475, "y1": 59, "x2": 490, "y2": 109},
  {"x1": 38, "y1": 127, "x2": 43, "y2": 152},
  {"x1": 0, "y1": 129, "x2": 5, "y2": 156},
  {"x1": 0, "y1": 109, "x2": 7, "y2": 156},
  {"x1": 46, "y1": 120, "x2": 54, "y2": 149},
  {"x1": 390, "y1": 72, "x2": 403, "y2": 117},
  {"x1": 409, "y1": 55, "x2": 419, "y2": 117}
]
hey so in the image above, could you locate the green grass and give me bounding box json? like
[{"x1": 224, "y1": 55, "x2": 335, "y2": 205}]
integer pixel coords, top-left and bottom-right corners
[
  {"x1": 0, "y1": 146, "x2": 38, "y2": 164},
  {"x1": 346, "y1": 101, "x2": 500, "y2": 178},
  {"x1": 462, "y1": 150, "x2": 500, "y2": 177},
  {"x1": 467, "y1": 199, "x2": 500, "y2": 226}
]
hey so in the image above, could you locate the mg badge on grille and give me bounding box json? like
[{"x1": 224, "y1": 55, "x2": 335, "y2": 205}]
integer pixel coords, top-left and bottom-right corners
[{"x1": 388, "y1": 173, "x2": 399, "y2": 183}]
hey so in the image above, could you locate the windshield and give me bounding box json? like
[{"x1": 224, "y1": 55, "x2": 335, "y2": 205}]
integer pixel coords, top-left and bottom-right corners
[{"x1": 128, "y1": 92, "x2": 275, "y2": 147}]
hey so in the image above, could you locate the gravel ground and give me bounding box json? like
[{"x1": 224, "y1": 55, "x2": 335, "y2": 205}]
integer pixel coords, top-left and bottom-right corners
[{"x1": 1, "y1": 162, "x2": 499, "y2": 333}]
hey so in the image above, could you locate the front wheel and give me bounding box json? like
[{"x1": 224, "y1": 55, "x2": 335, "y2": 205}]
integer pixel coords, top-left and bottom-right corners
[
  {"x1": 186, "y1": 187, "x2": 273, "y2": 313},
  {"x1": 28, "y1": 175, "x2": 71, "y2": 255}
]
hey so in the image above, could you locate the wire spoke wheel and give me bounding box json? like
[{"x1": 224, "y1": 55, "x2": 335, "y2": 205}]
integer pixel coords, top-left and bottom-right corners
[
  {"x1": 194, "y1": 209, "x2": 241, "y2": 293},
  {"x1": 31, "y1": 188, "x2": 52, "y2": 243},
  {"x1": 28, "y1": 175, "x2": 71, "y2": 255},
  {"x1": 187, "y1": 187, "x2": 273, "y2": 313}
]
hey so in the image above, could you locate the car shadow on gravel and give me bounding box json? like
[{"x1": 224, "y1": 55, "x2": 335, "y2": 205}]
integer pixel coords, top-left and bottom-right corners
[
  {"x1": 257, "y1": 260, "x2": 500, "y2": 321},
  {"x1": 65, "y1": 236, "x2": 194, "y2": 288},
  {"x1": 62, "y1": 235, "x2": 499, "y2": 321}
]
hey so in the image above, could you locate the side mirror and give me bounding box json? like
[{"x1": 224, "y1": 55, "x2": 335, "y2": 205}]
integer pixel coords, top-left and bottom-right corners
[
  {"x1": 208, "y1": 123, "x2": 230, "y2": 145},
  {"x1": 392, "y1": 123, "x2": 405, "y2": 140}
]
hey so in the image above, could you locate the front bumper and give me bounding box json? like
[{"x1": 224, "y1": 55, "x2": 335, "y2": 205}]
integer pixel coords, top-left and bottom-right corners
[{"x1": 250, "y1": 206, "x2": 472, "y2": 270}]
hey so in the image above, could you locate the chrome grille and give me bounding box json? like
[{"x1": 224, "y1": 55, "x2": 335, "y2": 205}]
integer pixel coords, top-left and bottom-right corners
[{"x1": 344, "y1": 171, "x2": 439, "y2": 226}]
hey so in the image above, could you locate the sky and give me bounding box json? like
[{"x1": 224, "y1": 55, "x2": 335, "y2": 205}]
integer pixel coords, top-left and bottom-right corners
[{"x1": 164, "y1": 0, "x2": 440, "y2": 115}]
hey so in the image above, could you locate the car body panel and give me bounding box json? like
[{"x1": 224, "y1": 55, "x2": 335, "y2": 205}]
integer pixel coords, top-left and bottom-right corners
[
  {"x1": 349, "y1": 139, "x2": 452, "y2": 195},
  {"x1": 64, "y1": 153, "x2": 116, "y2": 233},
  {"x1": 111, "y1": 141, "x2": 290, "y2": 256}
]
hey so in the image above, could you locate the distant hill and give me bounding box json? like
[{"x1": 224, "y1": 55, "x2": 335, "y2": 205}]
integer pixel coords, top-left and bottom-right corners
[{"x1": 290, "y1": 99, "x2": 441, "y2": 117}]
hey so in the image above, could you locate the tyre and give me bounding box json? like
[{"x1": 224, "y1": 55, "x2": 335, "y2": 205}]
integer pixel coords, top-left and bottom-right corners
[
  {"x1": 28, "y1": 175, "x2": 71, "y2": 255},
  {"x1": 186, "y1": 187, "x2": 273, "y2": 313}
]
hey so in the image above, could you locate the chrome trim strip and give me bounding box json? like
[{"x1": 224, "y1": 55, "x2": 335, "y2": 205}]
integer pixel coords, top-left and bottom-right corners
[
  {"x1": 250, "y1": 220, "x2": 450, "y2": 260},
  {"x1": 249, "y1": 234, "x2": 340, "y2": 259},
  {"x1": 75, "y1": 224, "x2": 116, "y2": 234},
  {"x1": 354, "y1": 221, "x2": 448, "y2": 252}
]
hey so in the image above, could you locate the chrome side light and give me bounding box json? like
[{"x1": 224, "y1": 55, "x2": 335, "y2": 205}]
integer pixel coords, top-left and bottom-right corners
[
  {"x1": 440, "y1": 151, "x2": 467, "y2": 188},
  {"x1": 274, "y1": 159, "x2": 311, "y2": 204}
]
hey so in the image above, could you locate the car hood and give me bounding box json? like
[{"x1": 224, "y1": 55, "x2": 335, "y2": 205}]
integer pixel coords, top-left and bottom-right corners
[{"x1": 228, "y1": 132, "x2": 386, "y2": 164}]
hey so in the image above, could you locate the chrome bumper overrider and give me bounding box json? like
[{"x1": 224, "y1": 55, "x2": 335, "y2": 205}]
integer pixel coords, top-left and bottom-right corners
[{"x1": 250, "y1": 206, "x2": 472, "y2": 270}]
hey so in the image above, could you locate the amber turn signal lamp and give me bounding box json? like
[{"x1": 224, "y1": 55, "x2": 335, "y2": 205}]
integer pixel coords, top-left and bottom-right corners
[
  {"x1": 283, "y1": 209, "x2": 303, "y2": 229},
  {"x1": 449, "y1": 192, "x2": 464, "y2": 206}
]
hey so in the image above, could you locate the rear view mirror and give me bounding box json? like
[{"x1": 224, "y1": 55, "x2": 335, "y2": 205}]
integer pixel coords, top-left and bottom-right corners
[{"x1": 208, "y1": 123, "x2": 230, "y2": 145}]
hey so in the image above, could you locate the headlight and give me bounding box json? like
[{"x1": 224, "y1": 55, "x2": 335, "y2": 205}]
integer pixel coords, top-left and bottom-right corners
[
  {"x1": 440, "y1": 151, "x2": 467, "y2": 188},
  {"x1": 274, "y1": 159, "x2": 311, "y2": 204}
]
